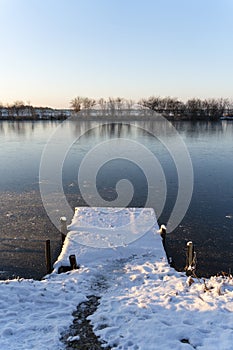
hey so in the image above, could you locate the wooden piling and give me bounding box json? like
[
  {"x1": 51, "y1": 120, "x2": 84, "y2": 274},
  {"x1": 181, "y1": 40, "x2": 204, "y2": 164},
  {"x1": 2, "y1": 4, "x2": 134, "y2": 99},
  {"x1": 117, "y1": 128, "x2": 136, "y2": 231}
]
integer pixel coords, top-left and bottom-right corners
[
  {"x1": 187, "y1": 241, "x2": 193, "y2": 267},
  {"x1": 185, "y1": 241, "x2": 196, "y2": 276},
  {"x1": 159, "y1": 224, "x2": 167, "y2": 245},
  {"x1": 69, "y1": 254, "x2": 78, "y2": 270},
  {"x1": 45, "y1": 239, "x2": 52, "y2": 274},
  {"x1": 60, "y1": 216, "x2": 68, "y2": 244}
]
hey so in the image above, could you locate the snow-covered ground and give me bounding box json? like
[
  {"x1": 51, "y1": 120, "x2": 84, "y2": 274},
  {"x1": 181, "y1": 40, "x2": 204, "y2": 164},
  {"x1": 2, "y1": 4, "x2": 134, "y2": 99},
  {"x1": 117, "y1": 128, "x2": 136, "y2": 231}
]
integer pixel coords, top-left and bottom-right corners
[{"x1": 0, "y1": 207, "x2": 232, "y2": 350}]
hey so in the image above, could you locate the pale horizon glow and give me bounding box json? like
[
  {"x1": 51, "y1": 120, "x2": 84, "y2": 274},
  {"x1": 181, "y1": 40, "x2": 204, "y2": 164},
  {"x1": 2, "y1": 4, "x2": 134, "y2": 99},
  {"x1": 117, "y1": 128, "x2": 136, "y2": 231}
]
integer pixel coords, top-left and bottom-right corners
[{"x1": 0, "y1": 0, "x2": 233, "y2": 108}]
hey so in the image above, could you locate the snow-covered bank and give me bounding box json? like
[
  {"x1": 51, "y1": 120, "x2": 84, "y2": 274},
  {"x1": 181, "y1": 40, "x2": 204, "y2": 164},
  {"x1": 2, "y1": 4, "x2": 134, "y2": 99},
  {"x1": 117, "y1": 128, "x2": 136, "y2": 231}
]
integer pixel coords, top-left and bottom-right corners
[
  {"x1": 0, "y1": 274, "x2": 86, "y2": 349},
  {"x1": 1, "y1": 258, "x2": 232, "y2": 349},
  {"x1": 0, "y1": 207, "x2": 232, "y2": 349},
  {"x1": 90, "y1": 259, "x2": 233, "y2": 350}
]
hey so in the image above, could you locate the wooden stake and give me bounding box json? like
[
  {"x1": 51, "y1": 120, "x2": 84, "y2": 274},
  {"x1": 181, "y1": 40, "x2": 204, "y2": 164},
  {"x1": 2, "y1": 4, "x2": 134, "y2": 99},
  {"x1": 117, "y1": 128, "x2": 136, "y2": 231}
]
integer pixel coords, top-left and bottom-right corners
[
  {"x1": 60, "y1": 216, "x2": 68, "y2": 243},
  {"x1": 69, "y1": 254, "x2": 78, "y2": 270},
  {"x1": 159, "y1": 224, "x2": 167, "y2": 245},
  {"x1": 187, "y1": 241, "x2": 193, "y2": 267},
  {"x1": 45, "y1": 239, "x2": 52, "y2": 274},
  {"x1": 185, "y1": 241, "x2": 195, "y2": 276}
]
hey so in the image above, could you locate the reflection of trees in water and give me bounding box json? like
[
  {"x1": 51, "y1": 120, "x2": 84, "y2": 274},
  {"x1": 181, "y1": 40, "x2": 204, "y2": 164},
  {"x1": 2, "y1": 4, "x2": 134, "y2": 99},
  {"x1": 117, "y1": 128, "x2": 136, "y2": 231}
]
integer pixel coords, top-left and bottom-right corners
[
  {"x1": 171, "y1": 121, "x2": 225, "y2": 138},
  {"x1": 135, "y1": 120, "x2": 226, "y2": 139},
  {"x1": 98, "y1": 123, "x2": 125, "y2": 138},
  {"x1": 70, "y1": 119, "x2": 228, "y2": 141},
  {"x1": 0, "y1": 118, "x2": 231, "y2": 142},
  {"x1": 71, "y1": 120, "x2": 174, "y2": 140},
  {"x1": 72, "y1": 121, "x2": 132, "y2": 139},
  {"x1": 0, "y1": 120, "x2": 61, "y2": 137},
  {"x1": 0, "y1": 122, "x2": 4, "y2": 135},
  {"x1": 0, "y1": 119, "x2": 231, "y2": 141},
  {"x1": 0, "y1": 121, "x2": 27, "y2": 136}
]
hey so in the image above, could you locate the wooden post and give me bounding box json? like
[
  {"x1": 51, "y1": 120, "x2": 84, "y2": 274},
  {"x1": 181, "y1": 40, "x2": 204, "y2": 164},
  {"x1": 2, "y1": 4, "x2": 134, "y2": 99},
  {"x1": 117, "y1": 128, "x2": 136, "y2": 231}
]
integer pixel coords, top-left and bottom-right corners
[
  {"x1": 60, "y1": 216, "x2": 68, "y2": 244},
  {"x1": 69, "y1": 254, "x2": 78, "y2": 270},
  {"x1": 185, "y1": 241, "x2": 195, "y2": 276},
  {"x1": 187, "y1": 241, "x2": 193, "y2": 267},
  {"x1": 45, "y1": 239, "x2": 52, "y2": 274},
  {"x1": 159, "y1": 224, "x2": 166, "y2": 245}
]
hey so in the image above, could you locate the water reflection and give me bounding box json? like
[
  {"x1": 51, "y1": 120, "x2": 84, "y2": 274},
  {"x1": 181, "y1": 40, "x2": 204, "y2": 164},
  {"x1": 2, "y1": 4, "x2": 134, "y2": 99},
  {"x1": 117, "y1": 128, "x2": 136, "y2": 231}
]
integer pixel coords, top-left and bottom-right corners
[
  {"x1": 0, "y1": 120, "x2": 61, "y2": 137},
  {"x1": 67, "y1": 119, "x2": 229, "y2": 141},
  {"x1": 172, "y1": 120, "x2": 224, "y2": 136},
  {"x1": 1, "y1": 119, "x2": 231, "y2": 139}
]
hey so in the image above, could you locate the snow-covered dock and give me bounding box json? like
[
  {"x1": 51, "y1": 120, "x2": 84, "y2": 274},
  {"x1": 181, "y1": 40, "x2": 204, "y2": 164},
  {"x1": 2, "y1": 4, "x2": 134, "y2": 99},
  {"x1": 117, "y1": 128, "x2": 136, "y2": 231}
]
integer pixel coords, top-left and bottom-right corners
[
  {"x1": 54, "y1": 207, "x2": 165, "y2": 272},
  {"x1": 0, "y1": 207, "x2": 233, "y2": 350}
]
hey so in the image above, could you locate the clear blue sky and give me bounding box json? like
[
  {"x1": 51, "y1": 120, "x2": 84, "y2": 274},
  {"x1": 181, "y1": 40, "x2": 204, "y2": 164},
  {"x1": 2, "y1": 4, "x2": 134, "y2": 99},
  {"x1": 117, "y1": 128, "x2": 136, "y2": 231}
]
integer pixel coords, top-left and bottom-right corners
[{"x1": 0, "y1": 0, "x2": 233, "y2": 108}]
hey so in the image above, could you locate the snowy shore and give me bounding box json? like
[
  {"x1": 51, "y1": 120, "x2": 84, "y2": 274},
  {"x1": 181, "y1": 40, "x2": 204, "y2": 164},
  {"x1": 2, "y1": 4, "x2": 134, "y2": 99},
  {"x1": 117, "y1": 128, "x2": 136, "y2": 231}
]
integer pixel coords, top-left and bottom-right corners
[{"x1": 0, "y1": 207, "x2": 232, "y2": 349}]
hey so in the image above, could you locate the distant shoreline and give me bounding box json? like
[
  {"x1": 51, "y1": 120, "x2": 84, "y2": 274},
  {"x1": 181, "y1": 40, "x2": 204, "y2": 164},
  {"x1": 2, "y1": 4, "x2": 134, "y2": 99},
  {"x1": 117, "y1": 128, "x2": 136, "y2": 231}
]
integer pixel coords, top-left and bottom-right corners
[
  {"x1": 0, "y1": 115, "x2": 232, "y2": 122},
  {"x1": 0, "y1": 116, "x2": 67, "y2": 121},
  {"x1": 1, "y1": 107, "x2": 232, "y2": 121},
  {"x1": 2, "y1": 96, "x2": 233, "y2": 121}
]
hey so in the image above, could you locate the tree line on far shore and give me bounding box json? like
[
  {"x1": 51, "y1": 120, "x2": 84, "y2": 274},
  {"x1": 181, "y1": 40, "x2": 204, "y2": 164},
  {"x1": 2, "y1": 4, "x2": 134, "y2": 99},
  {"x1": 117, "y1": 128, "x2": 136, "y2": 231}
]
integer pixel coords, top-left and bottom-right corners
[
  {"x1": 1, "y1": 96, "x2": 233, "y2": 120},
  {"x1": 0, "y1": 101, "x2": 70, "y2": 120},
  {"x1": 70, "y1": 96, "x2": 233, "y2": 120}
]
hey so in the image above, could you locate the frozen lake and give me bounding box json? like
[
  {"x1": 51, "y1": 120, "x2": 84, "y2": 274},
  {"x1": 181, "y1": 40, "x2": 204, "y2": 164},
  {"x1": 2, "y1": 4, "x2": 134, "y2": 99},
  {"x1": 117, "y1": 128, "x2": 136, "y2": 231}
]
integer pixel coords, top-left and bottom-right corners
[{"x1": 0, "y1": 119, "x2": 232, "y2": 279}]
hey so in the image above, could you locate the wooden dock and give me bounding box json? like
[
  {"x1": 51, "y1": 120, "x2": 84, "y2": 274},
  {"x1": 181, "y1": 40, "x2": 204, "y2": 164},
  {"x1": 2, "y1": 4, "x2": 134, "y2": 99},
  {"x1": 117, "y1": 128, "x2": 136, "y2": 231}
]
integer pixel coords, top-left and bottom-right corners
[{"x1": 52, "y1": 207, "x2": 167, "y2": 273}]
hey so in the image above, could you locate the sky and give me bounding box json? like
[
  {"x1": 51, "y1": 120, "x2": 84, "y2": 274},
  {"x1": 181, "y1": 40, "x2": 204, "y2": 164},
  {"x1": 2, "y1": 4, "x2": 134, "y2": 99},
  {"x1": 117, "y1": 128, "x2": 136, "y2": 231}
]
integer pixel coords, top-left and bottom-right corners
[{"x1": 0, "y1": 0, "x2": 233, "y2": 108}]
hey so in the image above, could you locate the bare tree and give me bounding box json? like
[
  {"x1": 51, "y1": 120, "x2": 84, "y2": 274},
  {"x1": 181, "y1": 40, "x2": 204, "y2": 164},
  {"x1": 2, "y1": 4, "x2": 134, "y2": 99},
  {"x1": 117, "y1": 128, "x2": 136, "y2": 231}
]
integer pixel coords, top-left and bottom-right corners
[
  {"x1": 186, "y1": 98, "x2": 203, "y2": 119},
  {"x1": 138, "y1": 96, "x2": 161, "y2": 111},
  {"x1": 70, "y1": 97, "x2": 83, "y2": 112},
  {"x1": 70, "y1": 96, "x2": 96, "y2": 115},
  {"x1": 81, "y1": 97, "x2": 95, "y2": 109},
  {"x1": 217, "y1": 98, "x2": 230, "y2": 117}
]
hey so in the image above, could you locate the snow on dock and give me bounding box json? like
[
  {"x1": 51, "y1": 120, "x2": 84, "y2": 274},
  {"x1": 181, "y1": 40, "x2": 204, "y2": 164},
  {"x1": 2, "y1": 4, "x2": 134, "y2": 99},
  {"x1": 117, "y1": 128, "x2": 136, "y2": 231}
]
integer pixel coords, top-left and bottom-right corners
[
  {"x1": 0, "y1": 207, "x2": 233, "y2": 350},
  {"x1": 54, "y1": 207, "x2": 165, "y2": 271}
]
